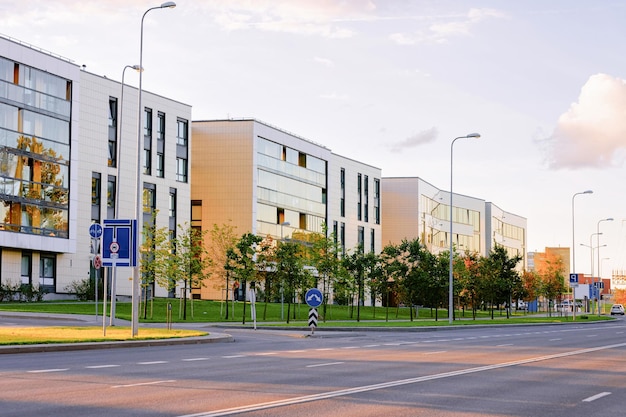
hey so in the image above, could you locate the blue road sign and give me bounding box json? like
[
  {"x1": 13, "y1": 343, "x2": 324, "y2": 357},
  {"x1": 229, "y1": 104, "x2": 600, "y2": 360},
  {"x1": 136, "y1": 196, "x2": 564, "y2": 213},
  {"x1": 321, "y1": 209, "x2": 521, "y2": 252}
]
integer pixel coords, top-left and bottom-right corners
[
  {"x1": 305, "y1": 288, "x2": 323, "y2": 308},
  {"x1": 102, "y1": 219, "x2": 137, "y2": 267},
  {"x1": 89, "y1": 223, "x2": 103, "y2": 239},
  {"x1": 569, "y1": 273, "x2": 579, "y2": 284}
]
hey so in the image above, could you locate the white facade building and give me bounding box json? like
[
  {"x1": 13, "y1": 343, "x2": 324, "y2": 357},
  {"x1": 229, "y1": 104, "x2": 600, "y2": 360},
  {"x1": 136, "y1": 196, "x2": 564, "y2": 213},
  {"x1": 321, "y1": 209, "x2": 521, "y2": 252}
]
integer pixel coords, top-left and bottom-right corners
[{"x1": 0, "y1": 36, "x2": 191, "y2": 298}]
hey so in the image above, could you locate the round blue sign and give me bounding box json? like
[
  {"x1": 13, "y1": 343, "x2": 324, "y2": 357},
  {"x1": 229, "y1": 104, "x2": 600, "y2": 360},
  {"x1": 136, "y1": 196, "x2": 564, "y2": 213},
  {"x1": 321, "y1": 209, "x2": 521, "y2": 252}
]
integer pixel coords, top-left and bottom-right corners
[
  {"x1": 89, "y1": 223, "x2": 103, "y2": 238},
  {"x1": 305, "y1": 288, "x2": 323, "y2": 308}
]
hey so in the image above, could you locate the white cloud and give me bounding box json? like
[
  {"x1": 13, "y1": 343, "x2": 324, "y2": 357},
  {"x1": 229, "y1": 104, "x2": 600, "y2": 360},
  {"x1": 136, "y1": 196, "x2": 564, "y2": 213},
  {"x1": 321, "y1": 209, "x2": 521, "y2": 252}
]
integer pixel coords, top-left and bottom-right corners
[
  {"x1": 320, "y1": 92, "x2": 349, "y2": 101},
  {"x1": 198, "y1": 0, "x2": 376, "y2": 38},
  {"x1": 388, "y1": 127, "x2": 438, "y2": 152},
  {"x1": 313, "y1": 56, "x2": 334, "y2": 67},
  {"x1": 545, "y1": 73, "x2": 626, "y2": 169},
  {"x1": 389, "y1": 7, "x2": 507, "y2": 45}
]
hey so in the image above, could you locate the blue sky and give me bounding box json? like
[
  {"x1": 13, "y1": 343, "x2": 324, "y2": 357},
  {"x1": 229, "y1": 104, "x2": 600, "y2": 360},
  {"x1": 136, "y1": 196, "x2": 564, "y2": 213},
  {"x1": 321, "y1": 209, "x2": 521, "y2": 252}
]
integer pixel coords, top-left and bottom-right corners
[{"x1": 3, "y1": 0, "x2": 625, "y2": 280}]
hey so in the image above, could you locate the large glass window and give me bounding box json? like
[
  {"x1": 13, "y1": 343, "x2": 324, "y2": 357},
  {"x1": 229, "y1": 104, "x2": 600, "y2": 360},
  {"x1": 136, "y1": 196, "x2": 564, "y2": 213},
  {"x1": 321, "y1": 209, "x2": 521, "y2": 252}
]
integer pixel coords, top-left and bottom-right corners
[
  {"x1": 156, "y1": 112, "x2": 165, "y2": 178},
  {"x1": 0, "y1": 59, "x2": 71, "y2": 238}
]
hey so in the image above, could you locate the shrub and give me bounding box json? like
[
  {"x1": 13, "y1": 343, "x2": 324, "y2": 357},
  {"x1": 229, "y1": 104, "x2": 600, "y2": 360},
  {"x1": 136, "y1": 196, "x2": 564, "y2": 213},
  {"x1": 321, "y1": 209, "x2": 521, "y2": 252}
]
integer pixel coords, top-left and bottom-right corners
[{"x1": 64, "y1": 278, "x2": 96, "y2": 301}]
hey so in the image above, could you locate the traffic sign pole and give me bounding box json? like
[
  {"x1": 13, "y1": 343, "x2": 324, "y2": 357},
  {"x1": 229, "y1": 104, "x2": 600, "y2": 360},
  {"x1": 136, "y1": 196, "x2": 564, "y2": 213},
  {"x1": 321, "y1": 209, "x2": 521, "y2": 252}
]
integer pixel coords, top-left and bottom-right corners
[{"x1": 308, "y1": 308, "x2": 318, "y2": 334}]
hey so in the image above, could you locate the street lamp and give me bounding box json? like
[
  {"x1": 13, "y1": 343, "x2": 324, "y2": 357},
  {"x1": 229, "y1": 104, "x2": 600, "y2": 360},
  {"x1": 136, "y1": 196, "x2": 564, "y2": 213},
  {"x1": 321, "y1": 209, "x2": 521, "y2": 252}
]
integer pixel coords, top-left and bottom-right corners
[
  {"x1": 571, "y1": 190, "x2": 592, "y2": 320},
  {"x1": 596, "y1": 217, "x2": 613, "y2": 314},
  {"x1": 132, "y1": 1, "x2": 176, "y2": 337},
  {"x1": 110, "y1": 64, "x2": 141, "y2": 326},
  {"x1": 449, "y1": 132, "x2": 480, "y2": 324}
]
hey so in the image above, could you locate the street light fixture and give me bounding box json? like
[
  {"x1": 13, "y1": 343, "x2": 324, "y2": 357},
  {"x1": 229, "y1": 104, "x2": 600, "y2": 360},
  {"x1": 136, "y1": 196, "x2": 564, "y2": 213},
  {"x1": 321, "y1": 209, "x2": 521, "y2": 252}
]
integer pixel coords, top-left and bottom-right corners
[
  {"x1": 449, "y1": 132, "x2": 480, "y2": 325},
  {"x1": 132, "y1": 1, "x2": 176, "y2": 337},
  {"x1": 596, "y1": 217, "x2": 613, "y2": 314},
  {"x1": 571, "y1": 190, "x2": 592, "y2": 320}
]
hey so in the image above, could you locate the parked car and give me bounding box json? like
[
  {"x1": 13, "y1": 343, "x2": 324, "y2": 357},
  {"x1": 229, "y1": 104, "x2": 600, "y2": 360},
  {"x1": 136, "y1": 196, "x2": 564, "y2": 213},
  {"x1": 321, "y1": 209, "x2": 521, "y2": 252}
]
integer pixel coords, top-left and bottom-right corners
[{"x1": 610, "y1": 304, "x2": 625, "y2": 315}]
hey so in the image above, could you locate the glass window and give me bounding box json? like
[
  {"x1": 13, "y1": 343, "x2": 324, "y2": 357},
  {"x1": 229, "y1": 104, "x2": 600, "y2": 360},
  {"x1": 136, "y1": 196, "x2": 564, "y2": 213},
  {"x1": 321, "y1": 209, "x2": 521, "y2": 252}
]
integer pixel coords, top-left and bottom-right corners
[
  {"x1": 107, "y1": 176, "x2": 116, "y2": 208},
  {"x1": 143, "y1": 185, "x2": 155, "y2": 214},
  {"x1": 39, "y1": 254, "x2": 56, "y2": 290},
  {"x1": 169, "y1": 189, "x2": 176, "y2": 218},
  {"x1": 177, "y1": 119, "x2": 188, "y2": 146},
  {"x1": 91, "y1": 173, "x2": 101, "y2": 206},
  {"x1": 176, "y1": 157, "x2": 188, "y2": 182},
  {"x1": 21, "y1": 253, "x2": 32, "y2": 285}
]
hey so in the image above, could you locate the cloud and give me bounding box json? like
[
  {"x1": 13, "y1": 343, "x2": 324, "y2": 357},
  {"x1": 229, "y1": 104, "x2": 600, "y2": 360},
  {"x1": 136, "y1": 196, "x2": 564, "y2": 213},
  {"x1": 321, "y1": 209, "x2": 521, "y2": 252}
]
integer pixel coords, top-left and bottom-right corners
[
  {"x1": 199, "y1": 0, "x2": 377, "y2": 38},
  {"x1": 319, "y1": 92, "x2": 349, "y2": 101},
  {"x1": 389, "y1": 7, "x2": 508, "y2": 45},
  {"x1": 388, "y1": 127, "x2": 438, "y2": 152},
  {"x1": 545, "y1": 73, "x2": 626, "y2": 169},
  {"x1": 313, "y1": 56, "x2": 335, "y2": 67}
]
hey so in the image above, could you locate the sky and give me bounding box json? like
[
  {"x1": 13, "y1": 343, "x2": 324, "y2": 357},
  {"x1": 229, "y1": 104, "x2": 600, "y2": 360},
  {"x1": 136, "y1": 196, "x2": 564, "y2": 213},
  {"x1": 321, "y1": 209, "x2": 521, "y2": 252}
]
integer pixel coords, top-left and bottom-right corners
[{"x1": 2, "y1": 0, "x2": 626, "y2": 281}]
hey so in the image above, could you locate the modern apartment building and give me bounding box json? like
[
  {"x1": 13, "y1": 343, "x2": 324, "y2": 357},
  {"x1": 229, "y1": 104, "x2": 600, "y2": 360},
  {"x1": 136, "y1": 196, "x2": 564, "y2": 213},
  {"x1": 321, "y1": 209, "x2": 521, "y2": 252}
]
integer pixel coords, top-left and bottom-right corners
[
  {"x1": 381, "y1": 177, "x2": 527, "y2": 270},
  {"x1": 191, "y1": 119, "x2": 382, "y2": 301},
  {"x1": 327, "y1": 153, "x2": 382, "y2": 256},
  {"x1": 0, "y1": 36, "x2": 191, "y2": 298}
]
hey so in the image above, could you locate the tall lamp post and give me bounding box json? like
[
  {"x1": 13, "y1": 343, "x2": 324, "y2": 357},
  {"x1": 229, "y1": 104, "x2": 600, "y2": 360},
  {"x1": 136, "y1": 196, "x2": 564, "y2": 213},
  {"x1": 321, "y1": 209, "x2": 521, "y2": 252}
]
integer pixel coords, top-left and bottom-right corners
[
  {"x1": 596, "y1": 218, "x2": 613, "y2": 314},
  {"x1": 110, "y1": 64, "x2": 141, "y2": 327},
  {"x1": 571, "y1": 190, "x2": 592, "y2": 320},
  {"x1": 132, "y1": 1, "x2": 176, "y2": 337},
  {"x1": 449, "y1": 133, "x2": 480, "y2": 324}
]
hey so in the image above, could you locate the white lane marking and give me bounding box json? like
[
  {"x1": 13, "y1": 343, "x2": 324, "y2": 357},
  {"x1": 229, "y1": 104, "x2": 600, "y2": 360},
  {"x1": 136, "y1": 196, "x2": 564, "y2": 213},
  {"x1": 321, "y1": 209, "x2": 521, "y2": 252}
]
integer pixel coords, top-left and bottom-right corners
[
  {"x1": 222, "y1": 355, "x2": 245, "y2": 359},
  {"x1": 27, "y1": 368, "x2": 68, "y2": 373},
  {"x1": 138, "y1": 361, "x2": 168, "y2": 365},
  {"x1": 256, "y1": 352, "x2": 277, "y2": 356},
  {"x1": 363, "y1": 344, "x2": 380, "y2": 347},
  {"x1": 85, "y1": 364, "x2": 121, "y2": 369},
  {"x1": 423, "y1": 351, "x2": 447, "y2": 355},
  {"x1": 315, "y1": 348, "x2": 333, "y2": 351},
  {"x1": 177, "y1": 342, "x2": 626, "y2": 417},
  {"x1": 550, "y1": 338, "x2": 562, "y2": 341},
  {"x1": 583, "y1": 392, "x2": 611, "y2": 402},
  {"x1": 306, "y1": 362, "x2": 344, "y2": 368},
  {"x1": 341, "y1": 346, "x2": 360, "y2": 349},
  {"x1": 286, "y1": 350, "x2": 305, "y2": 353},
  {"x1": 182, "y1": 358, "x2": 210, "y2": 362},
  {"x1": 496, "y1": 344, "x2": 513, "y2": 347},
  {"x1": 112, "y1": 380, "x2": 176, "y2": 389}
]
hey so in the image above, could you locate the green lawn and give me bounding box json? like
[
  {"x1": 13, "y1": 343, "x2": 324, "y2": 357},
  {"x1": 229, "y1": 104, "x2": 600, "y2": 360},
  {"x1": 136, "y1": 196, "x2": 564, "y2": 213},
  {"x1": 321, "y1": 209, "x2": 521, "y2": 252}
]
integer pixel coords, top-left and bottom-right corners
[{"x1": 0, "y1": 298, "x2": 611, "y2": 326}]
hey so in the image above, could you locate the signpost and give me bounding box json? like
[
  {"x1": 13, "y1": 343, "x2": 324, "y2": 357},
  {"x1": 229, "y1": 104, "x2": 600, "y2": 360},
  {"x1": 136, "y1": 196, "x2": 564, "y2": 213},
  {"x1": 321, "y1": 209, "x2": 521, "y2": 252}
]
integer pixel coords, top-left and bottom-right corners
[
  {"x1": 305, "y1": 288, "x2": 323, "y2": 334},
  {"x1": 89, "y1": 223, "x2": 102, "y2": 322}
]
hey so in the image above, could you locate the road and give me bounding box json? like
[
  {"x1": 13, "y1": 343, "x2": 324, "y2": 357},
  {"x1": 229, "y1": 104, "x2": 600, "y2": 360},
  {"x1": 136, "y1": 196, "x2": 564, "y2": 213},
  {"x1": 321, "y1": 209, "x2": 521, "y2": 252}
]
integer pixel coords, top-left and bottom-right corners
[{"x1": 0, "y1": 319, "x2": 625, "y2": 416}]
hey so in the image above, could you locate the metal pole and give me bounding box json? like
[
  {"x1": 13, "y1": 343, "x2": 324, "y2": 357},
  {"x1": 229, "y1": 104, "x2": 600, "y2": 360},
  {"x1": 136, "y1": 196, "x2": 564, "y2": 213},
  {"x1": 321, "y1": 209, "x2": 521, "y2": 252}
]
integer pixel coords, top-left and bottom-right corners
[
  {"x1": 132, "y1": 1, "x2": 176, "y2": 337},
  {"x1": 449, "y1": 133, "x2": 480, "y2": 325},
  {"x1": 571, "y1": 190, "x2": 592, "y2": 320},
  {"x1": 597, "y1": 218, "x2": 613, "y2": 314}
]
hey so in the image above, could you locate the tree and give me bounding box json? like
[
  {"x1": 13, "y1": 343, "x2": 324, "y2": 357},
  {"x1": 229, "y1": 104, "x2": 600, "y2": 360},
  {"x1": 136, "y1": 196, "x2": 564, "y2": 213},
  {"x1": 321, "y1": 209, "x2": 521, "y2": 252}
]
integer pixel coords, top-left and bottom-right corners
[
  {"x1": 205, "y1": 222, "x2": 238, "y2": 320},
  {"x1": 538, "y1": 253, "x2": 566, "y2": 315},
  {"x1": 165, "y1": 223, "x2": 212, "y2": 320},
  {"x1": 227, "y1": 233, "x2": 263, "y2": 324},
  {"x1": 479, "y1": 245, "x2": 522, "y2": 319},
  {"x1": 309, "y1": 224, "x2": 342, "y2": 322},
  {"x1": 274, "y1": 240, "x2": 312, "y2": 323}
]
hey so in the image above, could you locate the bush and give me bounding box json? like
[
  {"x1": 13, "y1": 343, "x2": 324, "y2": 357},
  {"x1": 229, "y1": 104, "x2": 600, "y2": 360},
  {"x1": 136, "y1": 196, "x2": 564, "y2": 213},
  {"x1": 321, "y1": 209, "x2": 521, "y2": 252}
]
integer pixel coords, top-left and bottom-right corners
[
  {"x1": 64, "y1": 278, "x2": 96, "y2": 301},
  {"x1": 0, "y1": 282, "x2": 46, "y2": 302}
]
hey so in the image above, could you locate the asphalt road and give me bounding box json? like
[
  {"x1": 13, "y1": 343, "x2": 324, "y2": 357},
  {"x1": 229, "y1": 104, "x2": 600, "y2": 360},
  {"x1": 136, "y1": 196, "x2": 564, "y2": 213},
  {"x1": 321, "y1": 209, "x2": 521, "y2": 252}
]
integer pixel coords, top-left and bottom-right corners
[{"x1": 0, "y1": 317, "x2": 624, "y2": 416}]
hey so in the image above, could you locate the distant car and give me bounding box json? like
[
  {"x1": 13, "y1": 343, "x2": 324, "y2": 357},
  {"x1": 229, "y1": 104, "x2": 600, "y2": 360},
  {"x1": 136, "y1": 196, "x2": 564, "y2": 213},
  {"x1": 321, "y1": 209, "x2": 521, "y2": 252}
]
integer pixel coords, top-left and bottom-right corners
[
  {"x1": 516, "y1": 301, "x2": 528, "y2": 310},
  {"x1": 610, "y1": 304, "x2": 625, "y2": 315}
]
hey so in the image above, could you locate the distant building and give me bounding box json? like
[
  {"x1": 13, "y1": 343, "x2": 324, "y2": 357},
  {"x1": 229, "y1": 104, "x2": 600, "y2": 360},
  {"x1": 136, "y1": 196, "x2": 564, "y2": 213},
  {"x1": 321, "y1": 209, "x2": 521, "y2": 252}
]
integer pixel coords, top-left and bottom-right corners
[{"x1": 381, "y1": 177, "x2": 526, "y2": 269}]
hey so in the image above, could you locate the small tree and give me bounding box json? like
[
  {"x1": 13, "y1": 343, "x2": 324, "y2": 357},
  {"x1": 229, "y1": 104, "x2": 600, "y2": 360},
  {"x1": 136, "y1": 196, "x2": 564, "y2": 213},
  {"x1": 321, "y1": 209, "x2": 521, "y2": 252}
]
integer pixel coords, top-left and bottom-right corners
[
  {"x1": 227, "y1": 233, "x2": 263, "y2": 324},
  {"x1": 275, "y1": 240, "x2": 311, "y2": 323}
]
